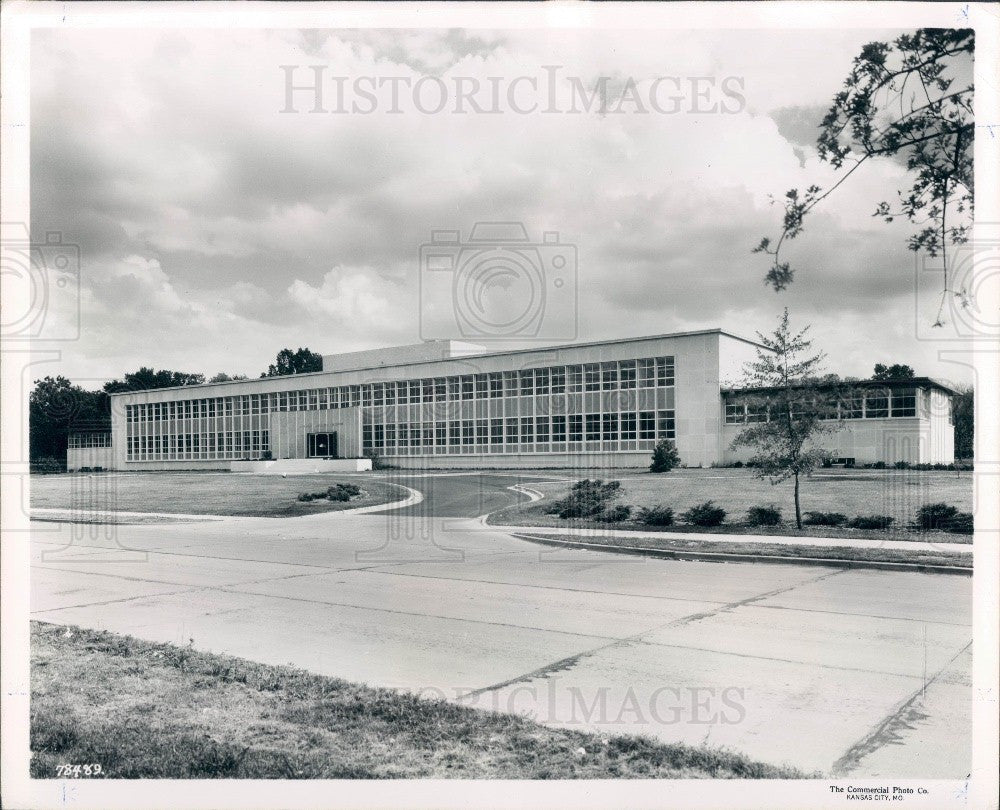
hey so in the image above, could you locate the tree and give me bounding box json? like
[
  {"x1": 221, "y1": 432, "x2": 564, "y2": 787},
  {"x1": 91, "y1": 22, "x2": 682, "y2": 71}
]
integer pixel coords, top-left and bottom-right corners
[
  {"x1": 29, "y1": 376, "x2": 110, "y2": 463},
  {"x1": 103, "y1": 367, "x2": 205, "y2": 393},
  {"x1": 730, "y1": 309, "x2": 841, "y2": 529},
  {"x1": 952, "y1": 384, "x2": 973, "y2": 460},
  {"x1": 649, "y1": 440, "x2": 680, "y2": 473},
  {"x1": 262, "y1": 348, "x2": 322, "y2": 378},
  {"x1": 872, "y1": 363, "x2": 916, "y2": 381},
  {"x1": 209, "y1": 372, "x2": 249, "y2": 383},
  {"x1": 755, "y1": 29, "x2": 973, "y2": 320}
]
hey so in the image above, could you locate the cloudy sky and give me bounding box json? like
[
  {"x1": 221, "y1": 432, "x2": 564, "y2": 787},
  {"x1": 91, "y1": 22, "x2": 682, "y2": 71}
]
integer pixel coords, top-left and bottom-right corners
[{"x1": 30, "y1": 26, "x2": 972, "y2": 385}]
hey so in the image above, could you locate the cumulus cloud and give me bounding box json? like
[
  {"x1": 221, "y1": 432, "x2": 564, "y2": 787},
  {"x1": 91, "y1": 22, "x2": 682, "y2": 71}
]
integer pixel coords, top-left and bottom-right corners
[{"x1": 29, "y1": 25, "x2": 967, "y2": 385}]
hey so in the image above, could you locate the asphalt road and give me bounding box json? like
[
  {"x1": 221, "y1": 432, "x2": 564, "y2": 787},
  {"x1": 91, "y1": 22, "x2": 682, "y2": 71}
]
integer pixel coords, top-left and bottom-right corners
[{"x1": 28, "y1": 472, "x2": 971, "y2": 777}]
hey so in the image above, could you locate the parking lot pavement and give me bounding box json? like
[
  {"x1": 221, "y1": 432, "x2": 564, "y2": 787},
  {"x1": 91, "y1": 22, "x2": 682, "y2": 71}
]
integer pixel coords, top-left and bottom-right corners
[{"x1": 28, "y1": 472, "x2": 972, "y2": 777}]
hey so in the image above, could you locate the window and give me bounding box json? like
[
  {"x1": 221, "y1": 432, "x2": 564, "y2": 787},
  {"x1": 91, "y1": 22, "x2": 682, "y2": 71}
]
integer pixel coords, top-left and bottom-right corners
[
  {"x1": 569, "y1": 414, "x2": 583, "y2": 442},
  {"x1": 422, "y1": 380, "x2": 434, "y2": 404},
  {"x1": 535, "y1": 368, "x2": 549, "y2": 395},
  {"x1": 475, "y1": 419, "x2": 488, "y2": 444},
  {"x1": 746, "y1": 404, "x2": 768, "y2": 423},
  {"x1": 551, "y1": 367, "x2": 566, "y2": 394},
  {"x1": 619, "y1": 361, "x2": 636, "y2": 390},
  {"x1": 461, "y1": 420, "x2": 474, "y2": 445},
  {"x1": 461, "y1": 376, "x2": 474, "y2": 401},
  {"x1": 841, "y1": 392, "x2": 863, "y2": 419},
  {"x1": 552, "y1": 415, "x2": 567, "y2": 442},
  {"x1": 891, "y1": 387, "x2": 917, "y2": 417},
  {"x1": 434, "y1": 378, "x2": 447, "y2": 402},
  {"x1": 488, "y1": 373, "x2": 503, "y2": 398},
  {"x1": 385, "y1": 424, "x2": 396, "y2": 449},
  {"x1": 502, "y1": 372, "x2": 518, "y2": 396},
  {"x1": 535, "y1": 416, "x2": 550, "y2": 443},
  {"x1": 725, "y1": 403, "x2": 744, "y2": 424},
  {"x1": 621, "y1": 412, "x2": 636, "y2": 440},
  {"x1": 409, "y1": 380, "x2": 421, "y2": 404},
  {"x1": 372, "y1": 384, "x2": 384, "y2": 407},
  {"x1": 584, "y1": 364, "x2": 601, "y2": 392},
  {"x1": 639, "y1": 411, "x2": 656, "y2": 440},
  {"x1": 505, "y1": 418, "x2": 518, "y2": 444},
  {"x1": 519, "y1": 370, "x2": 533, "y2": 397},
  {"x1": 397, "y1": 381, "x2": 410, "y2": 405},
  {"x1": 638, "y1": 358, "x2": 655, "y2": 387},
  {"x1": 435, "y1": 421, "x2": 447, "y2": 446},
  {"x1": 657, "y1": 410, "x2": 676, "y2": 439},
  {"x1": 656, "y1": 357, "x2": 674, "y2": 386},
  {"x1": 568, "y1": 365, "x2": 583, "y2": 393},
  {"x1": 381, "y1": 385, "x2": 394, "y2": 407},
  {"x1": 409, "y1": 424, "x2": 422, "y2": 448},
  {"x1": 585, "y1": 414, "x2": 601, "y2": 441},
  {"x1": 422, "y1": 424, "x2": 434, "y2": 447},
  {"x1": 602, "y1": 412, "x2": 619, "y2": 440},
  {"x1": 448, "y1": 377, "x2": 460, "y2": 401},
  {"x1": 448, "y1": 421, "x2": 460, "y2": 446},
  {"x1": 520, "y1": 417, "x2": 534, "y2": 443},
  {"x1": 475, "y1": 374, "x2": 488, "y2": 399},
  {"x1": 601, "y1": 362, "x2": 618, "y2": 391},
  {"x1": 865, "y1": 392, "x2": 889, "y2": 418},
  {"x1": 490, "y1": 419, "x2": 503, "y2": 445}
]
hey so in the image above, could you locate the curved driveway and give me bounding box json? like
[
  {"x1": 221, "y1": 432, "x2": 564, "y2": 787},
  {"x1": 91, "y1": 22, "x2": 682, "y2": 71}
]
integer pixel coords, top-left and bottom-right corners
[{"x1": 29, "y1": 472, "x2": 971, "y2": 777}]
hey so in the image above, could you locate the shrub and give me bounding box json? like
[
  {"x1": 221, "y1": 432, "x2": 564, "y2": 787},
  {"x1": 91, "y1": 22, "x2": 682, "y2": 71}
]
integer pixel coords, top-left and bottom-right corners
[
  {"x1": 893, "y1": 460, "x2": 911, "y2": 469},
  {"x1": 943, "y1": 512, "x2": 974, "y2": 534},
  {"x1": 745, "y1": 505, "x2": 782, "y2": 527},
  {"x1": 847, "y1": 514, "x2": 895, "y2": 530},
  {"x1": 298, "y1": 493, "x2": 314, "y2": 502},
  {"x1": 323, "y1": 483, "x2": 362, "y2": 502},
  {"x1": 260, "y1": 450, "x2": 273, "y2": 460},
  {"x1": 637, "y1": 505, "x2": 675, "y2": 526},
  {"x1": 868, "y1": 461, "x2": 887, "y2": 470},
  {"x1": 553, "y1": 479, "x2": 622, "y2": 519},
  {"x1": 732, "y1": 460, "x2": 743, "y2": 468},
  {"x1": 681, "y1": 501, "x2": 726, "y2": 527},
  {"x1": 597, "y1": 505, "x2": 632, "y2": 523},
  {"x1": 649, "y1": 440, "x2": 680, "y2": 473},
  {"x1": 30, "y1": 456, "x2": 65, "y2": 475},
  {"x1": 802, "y1": 511, "x2": 848, "y2": 527},
  {"x1": 916, "y1": 502, "x2": 959, "y2": 531}
]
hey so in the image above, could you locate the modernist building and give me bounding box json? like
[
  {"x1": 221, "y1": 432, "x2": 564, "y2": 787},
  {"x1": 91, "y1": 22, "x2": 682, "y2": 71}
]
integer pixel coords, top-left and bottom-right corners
[{"x1": 73, "y1": 329, "x2": 956, "y2": 472}]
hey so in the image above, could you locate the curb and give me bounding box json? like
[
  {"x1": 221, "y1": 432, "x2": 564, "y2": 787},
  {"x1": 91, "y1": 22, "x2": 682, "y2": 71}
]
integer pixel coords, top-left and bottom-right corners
[{"x1": 510, "y1": 533, "x2": 973, "y2": 576}]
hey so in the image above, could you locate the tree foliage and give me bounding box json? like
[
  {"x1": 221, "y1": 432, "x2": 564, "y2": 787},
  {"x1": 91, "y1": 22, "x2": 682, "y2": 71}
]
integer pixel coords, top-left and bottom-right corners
[
  {"x1": 649, "y1": 440, "x2": 680, "y2": 473},
  {"x1": 263, "y1": 348, "x2": 323, "y2": 378},
  {"x1": 209, "y1": 373, "x2": 249, "y2": 383},
  {"x1": 871, "y1": 363, "x2": 916, "y2": 381},
  {"x1": 103, "y1": 368, "x2": 205, "y2": 393},
  {"x1": 730, "y1": 309, "x2": 841, "y2": 528},
  {"x1": 755, "y1": 28, "x2": 973, "y2": 310},
  {"x1": 952, "y1": 384, "x2": 973, "y2": 460},
  {"x1": 29, "y1": 376, "x2": 109, "y2": 462}
]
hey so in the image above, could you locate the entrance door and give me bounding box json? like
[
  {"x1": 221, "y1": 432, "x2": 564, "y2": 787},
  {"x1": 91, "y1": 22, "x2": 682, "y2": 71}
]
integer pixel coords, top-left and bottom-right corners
[{"x1": 307, "y1": 432, "x2": 338, "y2": 458}]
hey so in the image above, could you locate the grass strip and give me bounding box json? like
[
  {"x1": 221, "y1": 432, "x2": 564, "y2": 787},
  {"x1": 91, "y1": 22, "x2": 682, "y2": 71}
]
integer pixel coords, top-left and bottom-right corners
[{"x1": 30, "y1": 621, "x2": 809, "y2": 780}]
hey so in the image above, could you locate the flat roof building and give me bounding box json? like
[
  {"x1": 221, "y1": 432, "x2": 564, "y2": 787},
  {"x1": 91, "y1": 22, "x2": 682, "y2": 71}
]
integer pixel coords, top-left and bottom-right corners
[{"x1": 96, "y1": 329, "x2": 956, "y2": 473}]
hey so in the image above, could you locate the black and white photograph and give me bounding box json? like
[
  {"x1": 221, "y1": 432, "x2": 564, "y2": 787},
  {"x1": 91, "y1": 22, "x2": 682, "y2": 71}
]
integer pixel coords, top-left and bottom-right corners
[{"x1": 1, "y1": 2, "x2": 997, "y2": 808}]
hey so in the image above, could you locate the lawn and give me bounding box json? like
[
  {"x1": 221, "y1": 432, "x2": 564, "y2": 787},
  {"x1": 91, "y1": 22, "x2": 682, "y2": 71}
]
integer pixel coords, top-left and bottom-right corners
[
  {"x1": 515, "y1": 532, "x2": 971, "y2": 570},
  {"x1": 490, "y1": 468, "x2": 973, "y2": 541},
  {"x1": 29, "y1": 472, "x2": 402, "y2": 518},
  {"x1": 30, "y1": 622, "x2": 808, "y2": 779}
]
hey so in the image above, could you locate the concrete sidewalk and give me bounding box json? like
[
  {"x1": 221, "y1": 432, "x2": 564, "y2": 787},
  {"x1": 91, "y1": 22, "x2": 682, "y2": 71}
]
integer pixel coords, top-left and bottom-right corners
[{"x1": 486, "y1": 521, "x2": 972, "y2": 553}]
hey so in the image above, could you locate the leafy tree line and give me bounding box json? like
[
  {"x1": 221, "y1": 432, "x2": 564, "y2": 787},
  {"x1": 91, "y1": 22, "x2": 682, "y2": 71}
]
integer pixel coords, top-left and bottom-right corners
[{"x1": 29, "y1": 348, "x2": 322, "y2": 463}]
